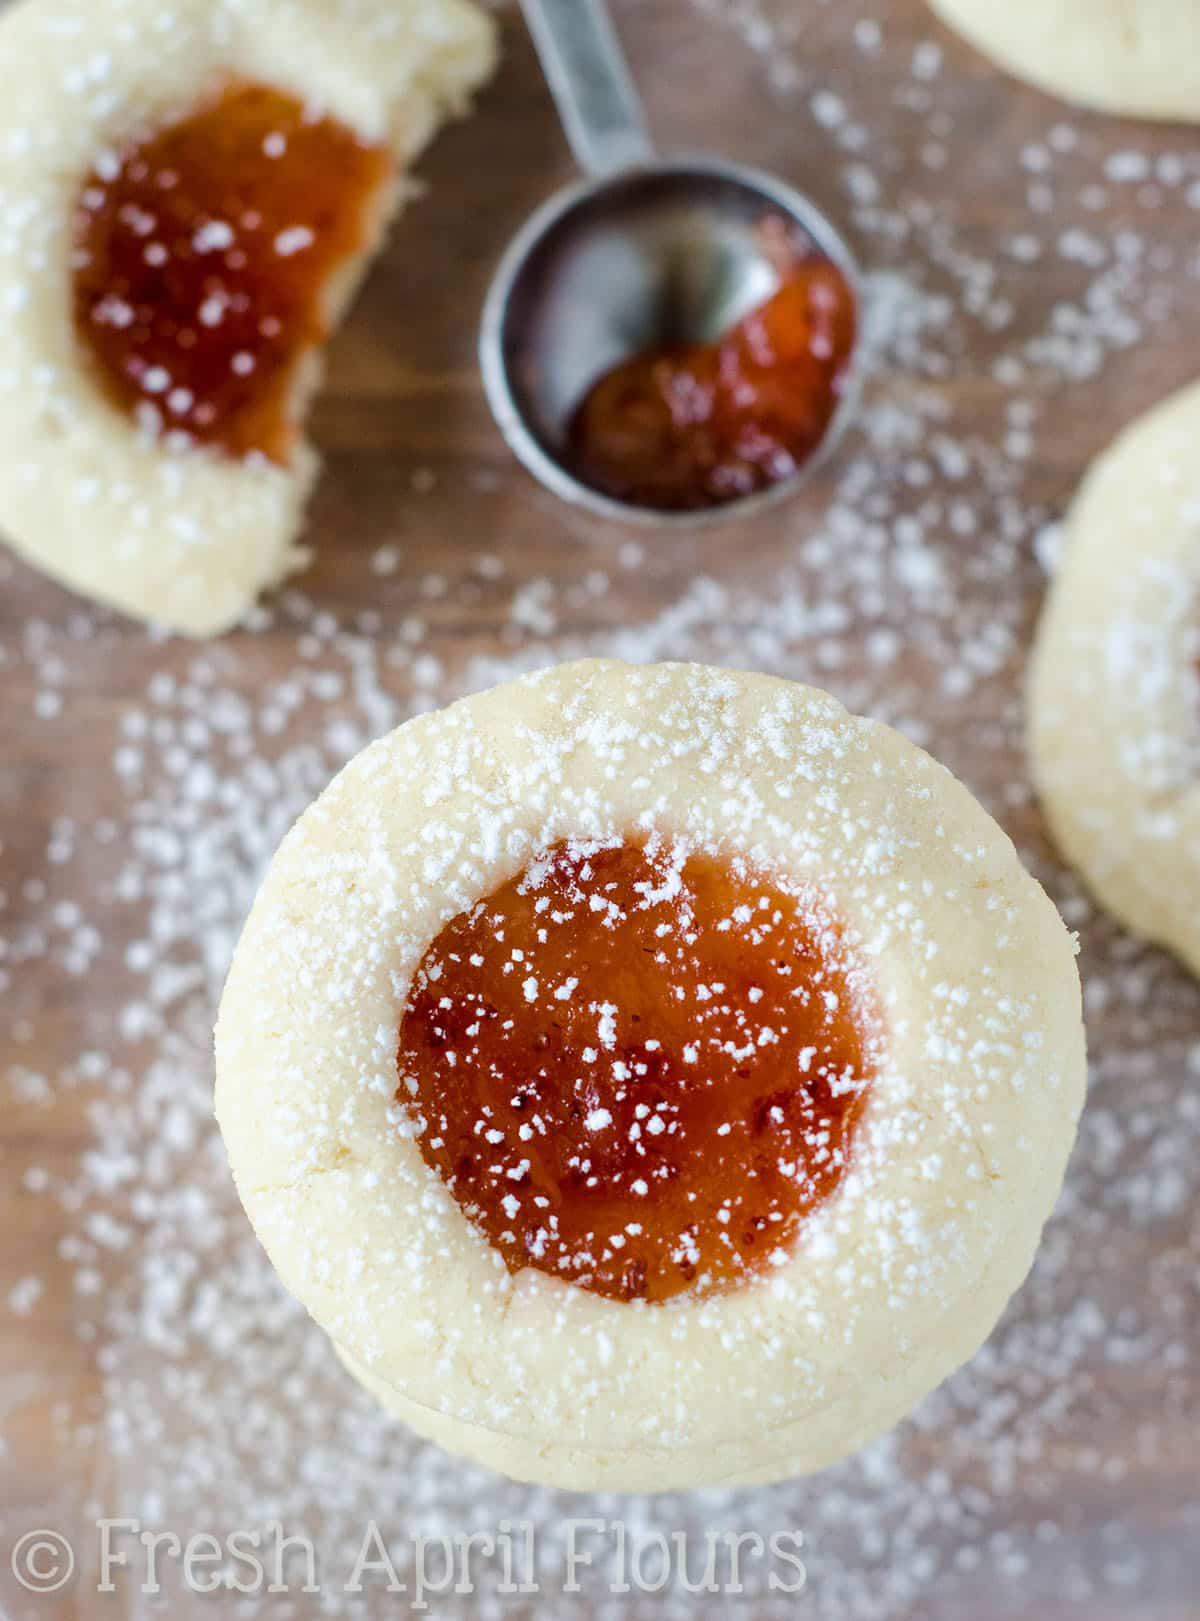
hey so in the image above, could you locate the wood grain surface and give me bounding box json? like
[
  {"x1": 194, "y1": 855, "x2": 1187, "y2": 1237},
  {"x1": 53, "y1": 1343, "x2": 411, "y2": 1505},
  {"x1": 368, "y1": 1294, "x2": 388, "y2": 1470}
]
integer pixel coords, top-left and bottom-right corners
[{"x1": 1, "y1": 3, "x2": 1199, "y2": 1618}]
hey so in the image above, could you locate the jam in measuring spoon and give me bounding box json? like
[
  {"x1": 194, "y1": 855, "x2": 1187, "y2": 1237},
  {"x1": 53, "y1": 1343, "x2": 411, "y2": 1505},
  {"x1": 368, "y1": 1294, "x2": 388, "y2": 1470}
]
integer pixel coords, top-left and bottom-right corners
[{"x1": 565, "y1": 222, "x2": 857, "y2": 512}]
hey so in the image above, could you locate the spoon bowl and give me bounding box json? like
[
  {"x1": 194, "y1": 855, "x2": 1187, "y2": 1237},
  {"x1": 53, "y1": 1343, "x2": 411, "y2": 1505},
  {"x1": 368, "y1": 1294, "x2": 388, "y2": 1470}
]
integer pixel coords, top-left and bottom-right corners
[
  {"x1": 480, "y1": 156, "x2": 862, "y2": 526},
  {"x1": 481, "y1": 0, "x2": 863, "y2": 525}
]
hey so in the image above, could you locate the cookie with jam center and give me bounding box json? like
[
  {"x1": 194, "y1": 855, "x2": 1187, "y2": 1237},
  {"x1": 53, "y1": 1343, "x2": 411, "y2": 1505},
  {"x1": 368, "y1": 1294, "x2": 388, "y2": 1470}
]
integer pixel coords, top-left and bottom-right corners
[
  {"x1": 216, "y1": 658, "x2": 1085, "y2": 1491},
  {"x1": 0, "y1": 0, "x2": 495, "y2": 634}
]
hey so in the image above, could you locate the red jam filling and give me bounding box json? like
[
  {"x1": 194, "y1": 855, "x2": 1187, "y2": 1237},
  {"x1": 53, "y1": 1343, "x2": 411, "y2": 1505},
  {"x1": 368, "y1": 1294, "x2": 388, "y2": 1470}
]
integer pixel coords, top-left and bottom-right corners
[
  {"x1": 564, "y1": 236, "x2": 856, "y2": 512},
  {"x1": 72, "y1": 81, "x2": 393, "y2": 463},
  {"x1": 397, "y1": 839, "x2": 877, "y2": 1304}
]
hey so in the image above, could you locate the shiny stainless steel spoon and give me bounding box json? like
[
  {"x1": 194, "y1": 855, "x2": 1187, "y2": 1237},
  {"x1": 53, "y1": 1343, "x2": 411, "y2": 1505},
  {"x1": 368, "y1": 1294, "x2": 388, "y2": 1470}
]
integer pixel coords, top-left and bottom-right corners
[{"x1": 479, "y1": 0, "x2": 862, "y2": 526}]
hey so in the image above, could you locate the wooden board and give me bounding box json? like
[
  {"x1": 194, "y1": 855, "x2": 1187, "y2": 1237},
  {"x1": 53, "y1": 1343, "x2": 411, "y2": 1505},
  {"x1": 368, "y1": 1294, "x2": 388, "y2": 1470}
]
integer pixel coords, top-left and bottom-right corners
[{"x1": 2, "y1": 3, "x2": 1199, "y2": 1617}]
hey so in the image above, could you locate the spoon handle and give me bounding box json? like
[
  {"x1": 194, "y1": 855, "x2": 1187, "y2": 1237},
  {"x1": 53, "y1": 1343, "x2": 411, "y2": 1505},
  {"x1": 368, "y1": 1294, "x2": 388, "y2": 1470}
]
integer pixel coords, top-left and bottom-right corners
[{"x1": 520, "y1": 0, "x2": 654, "y2": 177}]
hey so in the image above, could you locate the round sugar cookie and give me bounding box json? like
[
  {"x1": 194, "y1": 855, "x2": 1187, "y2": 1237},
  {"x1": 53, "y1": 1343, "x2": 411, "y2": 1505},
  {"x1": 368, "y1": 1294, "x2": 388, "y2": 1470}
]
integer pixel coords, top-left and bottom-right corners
[
  {"x1": 1029, "y1": 380, "x2": 1200, "y2": 975},
  {"x1": 930, "y1": 0, "x2": 1200, "y2": 121},
  {"x1": 215, "y1": 659, "x2": 1085, "y2": 1492},
  {"x1": 0, "y1": 0, "x2": 494, "y2": 635}
]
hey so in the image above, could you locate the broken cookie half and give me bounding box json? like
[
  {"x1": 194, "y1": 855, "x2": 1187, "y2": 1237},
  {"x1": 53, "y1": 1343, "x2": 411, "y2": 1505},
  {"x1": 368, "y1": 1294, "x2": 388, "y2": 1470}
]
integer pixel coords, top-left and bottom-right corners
[{"x1": 0, "y1": 0, "x2": 496, "y2": 634}]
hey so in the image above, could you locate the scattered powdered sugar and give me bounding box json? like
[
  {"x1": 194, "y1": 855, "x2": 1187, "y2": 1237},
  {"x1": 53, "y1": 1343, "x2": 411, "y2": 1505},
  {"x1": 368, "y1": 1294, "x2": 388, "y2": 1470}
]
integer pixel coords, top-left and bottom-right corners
[{"x1": 2, "y1": 0, "x2": 1200, "y2": 1616}]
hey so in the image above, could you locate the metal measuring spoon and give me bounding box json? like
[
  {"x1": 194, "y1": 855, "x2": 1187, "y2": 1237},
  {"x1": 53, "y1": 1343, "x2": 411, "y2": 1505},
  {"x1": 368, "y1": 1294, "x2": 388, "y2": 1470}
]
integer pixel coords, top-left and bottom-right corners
[{"x1": 479, "y1": 0, "x2": 862, "y2": 526}]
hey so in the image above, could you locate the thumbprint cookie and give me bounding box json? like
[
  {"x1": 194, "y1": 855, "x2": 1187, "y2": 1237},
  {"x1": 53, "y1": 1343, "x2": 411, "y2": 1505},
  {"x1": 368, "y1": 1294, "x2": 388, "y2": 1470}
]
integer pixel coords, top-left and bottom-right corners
[
  {"x1": 1030, "y1": 379, "x2": 1200, "y2": 975},
  {"x1": 216, "y1": 659, "x2": 1085, "y2": 1490},
  {"x1": 0, "y1": 0, "x2": 495, "y2": 633}
]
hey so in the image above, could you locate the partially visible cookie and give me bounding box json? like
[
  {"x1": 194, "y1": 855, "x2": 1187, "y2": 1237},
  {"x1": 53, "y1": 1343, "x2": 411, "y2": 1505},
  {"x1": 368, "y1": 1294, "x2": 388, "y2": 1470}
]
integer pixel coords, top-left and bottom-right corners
[
  {"x1": 1029, "y1": 380, "x2": 1200, "y2": 975},
  {"x1": 0, "y1": 0, "x2": 495, "y2": 635},
  {"x1": 930, "y1": 0, "x2": 1200, "y2": 121}
]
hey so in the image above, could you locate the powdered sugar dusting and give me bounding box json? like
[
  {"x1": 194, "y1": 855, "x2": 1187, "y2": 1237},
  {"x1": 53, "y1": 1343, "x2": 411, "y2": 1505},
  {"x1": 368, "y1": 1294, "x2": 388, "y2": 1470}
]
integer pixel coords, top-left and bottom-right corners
[{"x1": 397, "y1": 834, "x2": 880, "y2": 1304}]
